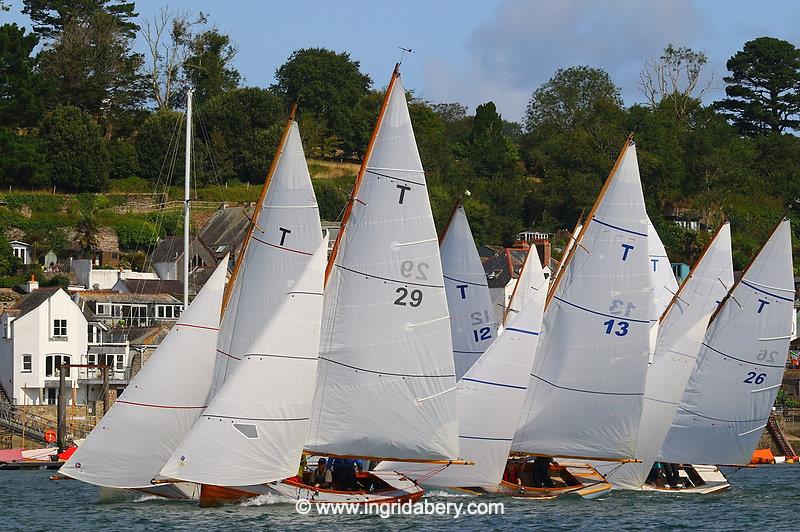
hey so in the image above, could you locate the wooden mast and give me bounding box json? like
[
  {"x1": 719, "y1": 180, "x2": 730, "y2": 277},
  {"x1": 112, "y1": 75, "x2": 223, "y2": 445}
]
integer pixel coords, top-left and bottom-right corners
[
  {"x1": 708, "y1": 217, "x2": 787, "y2": 325},
  {"x1": 219, "y1": 104, "x2": 297, "y2": 317},
  {"x1": 552, "y1": 212, "x2": 584, "y2": 280},
  {"x1": 324, "y1": 64, "x2": 401, "y2": 284},
  {"x1": 544, "y1": 134, "x2": 634, "y2": 309},
  {"x1": 658, "y1": 220, "x2": 728, "y2": 323}
]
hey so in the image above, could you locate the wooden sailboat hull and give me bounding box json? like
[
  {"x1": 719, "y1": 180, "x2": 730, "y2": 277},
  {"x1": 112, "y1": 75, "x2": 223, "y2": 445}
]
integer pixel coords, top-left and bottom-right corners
[
  {"x1": 467, "y1": 461, "x2": 611, "y2": 500},
  {"x1": 199, "y1": 470, "x2": 424, "y2": 507},
  {"x1": 641, "y1": 464, "x2": 729, "y2": 494}
]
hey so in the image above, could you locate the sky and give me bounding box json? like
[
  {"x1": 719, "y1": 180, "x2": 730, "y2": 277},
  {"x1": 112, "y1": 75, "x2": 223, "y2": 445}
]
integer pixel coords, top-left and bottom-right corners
[{"x1": 4, "y1": 0, "x2": 800, "y2": 122}]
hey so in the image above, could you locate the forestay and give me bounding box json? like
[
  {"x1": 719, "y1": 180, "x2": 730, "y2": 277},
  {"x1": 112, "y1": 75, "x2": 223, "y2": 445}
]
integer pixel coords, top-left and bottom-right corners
[
  {"x1": 440, "y1": 204, "x2": 497, "y2": 380},
  {"x1": 377, "y1": 245, "x2": 547, "y2": 486},
  {"x1": 607, "y1": 223, "x2": 733, "y2": 489},
  {"x1": 59, "y1": 260, "x2": 228, "y2": 488},
  {"x1": 160, "y1": 238, "x2": 329, "y2": 486},
  {"x1": 513, "y1": 140, "x2": 652, "y2": 461},
  {"x1": 211, "y1": 120, "x2": 322, "y2": 398},
  {"x1": 659, "y1": 220, "x2": 794, "y2": 466},
  {"x1": 306, "y1": 70, "x2": 459, "y2": 461}
]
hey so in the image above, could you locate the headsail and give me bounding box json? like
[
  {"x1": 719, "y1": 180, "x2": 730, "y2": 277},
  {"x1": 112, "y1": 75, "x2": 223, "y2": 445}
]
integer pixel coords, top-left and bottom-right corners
[
  {"x1": 59, "y1": 260, "x2": 228, "y2": 488},
  {"x1": 211, "y1": 115, "x2": 322, "y2": 398},
  {"x1": 377, "y1": 245, "x2": 547, "y2": 485},
  {"x1": 306, "y1": 67, "x2": 459, "y2": 461},
  {"x1": 440, "y1": 203, "x2": 497, "y2": 380},
  {"x1": 606, "y1": 223, "x2": 733, "y2": 489},
  {"x1": 503, "y1": 246, "x2": 543, "y2": 328},
  {"x1": 160, "y1": 237, "x2": 329, "y2": 486},
  {"x1": 659, "y1": 219, "x2": 794, "y2": 466},
  {"x1": 648, "y1": 218, "x2": 679, "y2": 319},
  {"x1": 513, "y1": 138, "x2": 652, "y2": 461}
]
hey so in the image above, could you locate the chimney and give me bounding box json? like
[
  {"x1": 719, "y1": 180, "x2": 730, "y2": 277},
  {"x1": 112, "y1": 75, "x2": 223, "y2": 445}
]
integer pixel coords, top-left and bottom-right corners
[
  {"x1": 24, "y1": 274, "x2": 39, "y2": 293},
  {"x1": 543, "y1": 240, "x2": 552, "y2": 270}
]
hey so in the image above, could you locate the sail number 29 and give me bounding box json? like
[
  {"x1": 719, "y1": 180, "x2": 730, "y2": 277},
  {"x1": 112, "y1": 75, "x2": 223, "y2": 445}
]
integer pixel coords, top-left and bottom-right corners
[
  {"x1": 603, "y1": 319, "x2": 629, "y2": 336},
  {"x1": 394, "y1": 287, "x2": 423, "y2": 307}
]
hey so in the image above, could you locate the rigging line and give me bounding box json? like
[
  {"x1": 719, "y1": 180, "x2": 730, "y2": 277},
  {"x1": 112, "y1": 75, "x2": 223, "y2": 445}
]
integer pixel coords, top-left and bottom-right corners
[
  {"x1": 393, "y1": 237, "x2": 438, "y2": 247},
  {"x1": 365, "y1": 168, "x2": 426, "y2": 187},
  {"x1": 459, "y1": 435, "x2": 513, "y2": 441},
  {"x1": 250, "y1": 235, "x2": 313, "y2": 256},
  {"x1": 530, "y1": 373, "x2": 644, "y2": 396},
  {"x1": 417, "y1": 386, "x2": 457, "y2": 403},
  {"x1": 443, "y1": 275, "x2": 488, "y2": 287},
  {"x1": 591, "y1": 217, "x2": 648, "y2": 238},
  {"x1": 675, "y1": 404, "x2": 770, "y2": 424},
  {"x1": 740, "y1": 278, "x2": 795, "y2": 293},
  {"x1": 740, "y1": 280, "x2": 794, "y2": 302},
  {"x1": 700, "y1": 342, "x2": 785, "y2": 368},
  {"x1": 318, "y1": 356, "x2": 454, "y2": 378},
  {"x1": 552, "y1": 296, "x2": 649, "y2": 323},
  {"x1": 461, "y1": 377, "x2": 526, "y2": 390},
  {"x1": 335, "y1": 264, "x2": 443, "y2": 288},
  {"x1": 243, "y1": 353, "x2": 317, "y2": 361}
]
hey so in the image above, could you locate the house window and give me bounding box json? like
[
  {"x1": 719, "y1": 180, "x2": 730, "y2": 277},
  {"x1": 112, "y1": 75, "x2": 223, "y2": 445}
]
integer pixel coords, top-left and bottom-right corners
[
  {"x1": 53, "y1": 319, "x2": 67, "y2": 338},
  {"x1": 95, "y1": 303, "x2": 109, "y2": 316},
  {"x1": 116, "y1": 354, "x2": 124, "y2": 371},
  {"x1": 46, "y1": 388, "x2": 57, "y2": 405},
  {"x1": 21, "y1": 354, "x2": 31, "y2": 373},
  {"x1": 45, "y1": 355, "x2": 71, "y2": 378},
  {"x1": 157, "y1": 305, "x2": 176, "y2": 319},
  {"x1": 190, "y1": 254, "x2": 204, "y2": 270},
  {"x1": 87, "y1": 354, "x2": 96, "y2": 366}
]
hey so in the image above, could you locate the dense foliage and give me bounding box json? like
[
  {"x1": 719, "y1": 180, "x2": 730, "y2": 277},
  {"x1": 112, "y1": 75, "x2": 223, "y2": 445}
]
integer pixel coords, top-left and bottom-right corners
[{"x1": 0, "y1": 1, "x2": 799, "y2": 272}]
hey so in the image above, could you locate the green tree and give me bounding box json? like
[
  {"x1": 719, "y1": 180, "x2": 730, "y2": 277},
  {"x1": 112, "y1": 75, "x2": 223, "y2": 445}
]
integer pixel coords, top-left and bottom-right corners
[
  {"x1": 74, "y1": 213, "x2": 99, "y2": 252},
  {"x1": 272, "y1": 48, "x2": 372, "y2": 156},
  {"x1": 22, "y1": 0, "x2": 139, "y2": 39},
  {"x1": 525, "y1": 66, "x2": 623, "y2": 132},
  {"x1": 0, "y1": 128, "x2": 47, "y2": 187},
  {"x1": 0, "y1": 23, "x2": 50, "y2": 127},
  {"x1": 39, "y1": 104, "x2": 110, "y2": 191},
  {"x1": 37, "y1": 11, "x2": 146, "y2": 132},
  {"x1": 0, "y1": 237, "x2": 20, "y2": 276},
  {"x1": 135, "y1": 108, "x2": 184, "y2": 182},
  {"x1": 184, "y1": 28, "x2": 240, "y2": 103},
  {"x1": 716, "y1": 37, "x2": 800, "y2": 135}
]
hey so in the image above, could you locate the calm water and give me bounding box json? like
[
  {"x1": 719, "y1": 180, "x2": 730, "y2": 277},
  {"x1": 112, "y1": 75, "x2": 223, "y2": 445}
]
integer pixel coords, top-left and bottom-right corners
[{"x1": 1, "y1": 466, "x2": 798, "y2": 531}]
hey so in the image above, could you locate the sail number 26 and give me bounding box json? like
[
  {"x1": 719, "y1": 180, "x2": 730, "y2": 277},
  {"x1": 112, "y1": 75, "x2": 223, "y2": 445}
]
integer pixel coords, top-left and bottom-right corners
[{"x1": 603, "y1": 319, "x2": 629, "y2": 336}]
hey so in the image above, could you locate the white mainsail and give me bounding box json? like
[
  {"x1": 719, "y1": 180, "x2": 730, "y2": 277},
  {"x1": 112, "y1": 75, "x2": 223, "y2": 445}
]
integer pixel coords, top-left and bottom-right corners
[
  {"x1": 160, "y1": 237, "x2": 329, "y2": 486},
  {"x1": 211, "y1": 118, "x2": 322, "y2": 398},
  {"x1": 440, "y1": 203, "x2": 497, "y2": 380},
  {"x1": 377, "y1": 245, "x2": 547, "y2": 485},
  {"x1": 59, "y1": 260, "x2": 228, "y2": 488},
  {"x1": 502, "y1": 246, "x2": 543, "y2": 328},
  {"x1": 606, "y1": 223, "x2": 733, "y2": 489},
  {"x1": 306, "y1": 67, "x2": 459, "y2": 461},
  {"x1": 659, "y1": 219, "x2": 794, "y2": 466},
  {"x1": 513, "y1": 139, "x2": 653, "y2": 461}
]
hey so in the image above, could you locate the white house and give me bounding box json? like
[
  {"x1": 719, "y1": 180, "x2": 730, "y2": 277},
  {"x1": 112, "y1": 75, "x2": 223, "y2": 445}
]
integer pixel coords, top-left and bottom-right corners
[
  {"x1": 10, "y1": 240, "x2": 31, "y2": 265},
  {"x1": 71, "y1": 258, "x2": 158, "y2": 290},
  {"x1": 0, "y1": 288, "x2": 87, "y2": 405}
]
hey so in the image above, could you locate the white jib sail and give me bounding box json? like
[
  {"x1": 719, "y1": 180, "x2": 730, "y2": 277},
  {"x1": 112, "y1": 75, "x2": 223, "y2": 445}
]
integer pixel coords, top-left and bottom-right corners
[
  {"x1": 59, "y1": 260, "x2": 228, "y2": 488},
  {"x1": 306, "y1": 72, "x2": 459, "y2": 461},
  {"x1": 512, "y1": 140, "x2": 653, "y2": 460},
  {"x1": 160, "y1": 237, "x2": 329, "y2": 486},
  {"x1": 376, "y1": 245, "x2": 547, "y2": 486},
  {"x1": 606, "y1": 223, "x2": 733, "y2": 489},
  {"x1": 440, "y1": 204, "x2": 497, "y2": 381},
  {"x1": 659, "y1": 219, "x2": 794, "y2": 466},
  {"x1": 211, "y1": 120, "x2": 322, "y2": 398},
  {"x1": 503, "y1": 246, "x2": 544, "y2": 329},
  {"x1": 647, "y1": 219, "x2": 679, "y2": 354}
]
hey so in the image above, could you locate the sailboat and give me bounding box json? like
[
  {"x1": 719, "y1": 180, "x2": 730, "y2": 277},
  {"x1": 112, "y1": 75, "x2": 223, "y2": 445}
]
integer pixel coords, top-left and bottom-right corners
[
  {"x1": 57, "y1": 259, "x2": 229, "y2": 499},
  {"x1": 499, "y1": 243, "x2": 543, "y2": 333},
  {"x1": 510, "y1": 136, "x2": 653, "y2": 497},
  {"x1": 439, "y1": 202, "x2": 498, "y2": 380},
  {"x1": 599, "y1": 222, "x2": 734, "y2": 492},
  {"x1": 657, "y1": 219, "x2": 794, "y2": 476},
  {"x1": 172, "y1": 64, "x2": 464, "y2": 506},
  {"x1": 374, "y1": 225, "x2": 547, "y2": 490}
]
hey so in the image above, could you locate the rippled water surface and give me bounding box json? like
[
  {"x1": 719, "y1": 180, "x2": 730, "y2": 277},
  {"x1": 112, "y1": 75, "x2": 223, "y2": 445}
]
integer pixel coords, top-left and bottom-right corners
[{"x1": 2, "y1": 466, "x2": 798, "y2": 530}]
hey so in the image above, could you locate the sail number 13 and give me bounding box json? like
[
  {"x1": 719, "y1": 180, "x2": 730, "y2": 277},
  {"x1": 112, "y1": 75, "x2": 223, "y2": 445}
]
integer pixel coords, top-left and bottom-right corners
[{"x1": 603, "y1": 318, "x2": 629, "y2": 336}]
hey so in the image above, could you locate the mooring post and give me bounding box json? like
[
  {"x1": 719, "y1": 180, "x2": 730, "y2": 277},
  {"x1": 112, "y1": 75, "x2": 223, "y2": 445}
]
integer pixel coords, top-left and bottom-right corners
[
  {"x1": 57, "y1": 363, "x2": 67, "y2": 453},
  {"x1": 102, "y1": 364, "x2": 109, "y2": 416}
]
